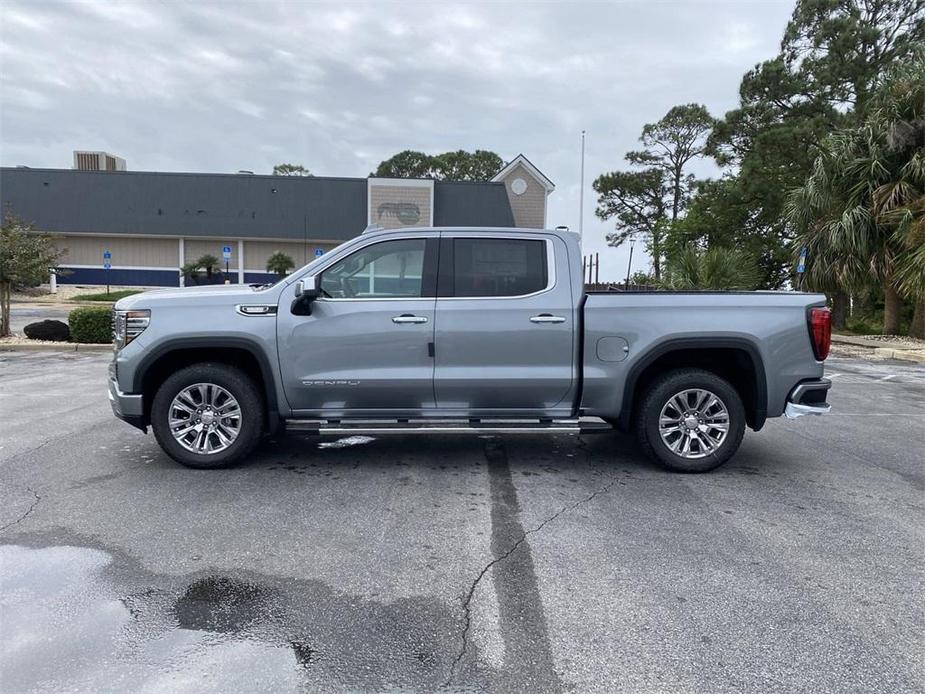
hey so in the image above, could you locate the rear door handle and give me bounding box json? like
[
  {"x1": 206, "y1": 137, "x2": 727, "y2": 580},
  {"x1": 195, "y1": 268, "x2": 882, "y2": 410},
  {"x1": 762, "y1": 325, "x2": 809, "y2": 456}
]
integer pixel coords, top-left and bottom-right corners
[
  {"x1": 392, "y1": 314, "x2": 428, "y2": 324},
  {"x1": 530, "y1": 314, "x2": 565, "y2": 324}
]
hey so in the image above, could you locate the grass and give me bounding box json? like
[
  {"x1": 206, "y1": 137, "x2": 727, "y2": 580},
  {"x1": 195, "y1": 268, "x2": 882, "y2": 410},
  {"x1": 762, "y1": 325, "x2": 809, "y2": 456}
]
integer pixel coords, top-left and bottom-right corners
[{"x1": 69, "y1": 289, "x2": 143, "y2": 302}]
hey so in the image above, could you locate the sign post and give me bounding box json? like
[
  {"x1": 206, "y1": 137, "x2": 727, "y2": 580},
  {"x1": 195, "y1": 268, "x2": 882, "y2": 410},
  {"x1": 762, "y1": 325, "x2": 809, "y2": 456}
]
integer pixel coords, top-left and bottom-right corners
[
  {"x1": 103, "y1": 250, "x2": 112, "y2": 295},
  {"x1": 796, "y1": 246, "x2": 807, "y2": 291},
  {"x1": 222, "y1": 246, "x2": 232, "y2": 284}
]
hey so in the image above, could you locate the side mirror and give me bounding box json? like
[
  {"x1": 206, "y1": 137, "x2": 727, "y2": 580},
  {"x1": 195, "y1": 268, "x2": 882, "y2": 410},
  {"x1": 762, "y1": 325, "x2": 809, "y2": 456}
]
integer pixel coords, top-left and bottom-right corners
[{"x1": 292, "y1": 276, "x2": 321, "y2": 315}]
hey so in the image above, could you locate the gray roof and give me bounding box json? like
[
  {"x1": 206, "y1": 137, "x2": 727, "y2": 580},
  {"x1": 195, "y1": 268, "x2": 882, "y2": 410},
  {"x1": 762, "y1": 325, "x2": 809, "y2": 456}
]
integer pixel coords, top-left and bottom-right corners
[{"x1": 0, "y1": 167, "x2": 515, "y2": 240}]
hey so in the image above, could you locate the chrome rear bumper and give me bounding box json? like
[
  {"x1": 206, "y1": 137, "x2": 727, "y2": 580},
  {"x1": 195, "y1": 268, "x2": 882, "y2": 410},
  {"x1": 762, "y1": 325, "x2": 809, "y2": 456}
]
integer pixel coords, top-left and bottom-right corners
[{"x1": 784, "y1": 378, "x2": 831, "y2": 419}]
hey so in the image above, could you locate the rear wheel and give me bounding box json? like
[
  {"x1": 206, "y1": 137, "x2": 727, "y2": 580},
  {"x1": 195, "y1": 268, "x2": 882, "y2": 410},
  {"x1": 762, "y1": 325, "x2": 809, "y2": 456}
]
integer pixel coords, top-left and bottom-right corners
[
  {"x1": 151, "y1": 363, "x2": 264, "y2": 469},
  {"x1": 635, "y1": 368, "x2": 745, "y2": 472}
]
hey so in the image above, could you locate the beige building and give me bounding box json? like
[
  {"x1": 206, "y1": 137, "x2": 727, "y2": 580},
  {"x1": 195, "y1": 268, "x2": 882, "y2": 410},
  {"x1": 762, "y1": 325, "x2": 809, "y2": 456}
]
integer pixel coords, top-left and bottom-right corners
[{"x1": 0, "y1": 154, "x2": 554, "y2": 287}]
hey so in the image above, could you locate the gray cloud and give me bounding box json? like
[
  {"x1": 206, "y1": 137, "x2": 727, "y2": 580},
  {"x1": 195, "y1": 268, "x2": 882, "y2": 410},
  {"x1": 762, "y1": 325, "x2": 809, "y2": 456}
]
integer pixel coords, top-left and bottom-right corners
[{"x1": 0, "y1": 0, "x2": 794, "y2": 279}]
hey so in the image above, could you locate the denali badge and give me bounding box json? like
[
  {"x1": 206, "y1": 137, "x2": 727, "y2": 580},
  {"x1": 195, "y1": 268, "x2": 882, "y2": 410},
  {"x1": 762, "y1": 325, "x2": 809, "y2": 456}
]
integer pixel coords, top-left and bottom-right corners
[{"x1": 301, "y1": 379, "x2": 361, "y2": 386}]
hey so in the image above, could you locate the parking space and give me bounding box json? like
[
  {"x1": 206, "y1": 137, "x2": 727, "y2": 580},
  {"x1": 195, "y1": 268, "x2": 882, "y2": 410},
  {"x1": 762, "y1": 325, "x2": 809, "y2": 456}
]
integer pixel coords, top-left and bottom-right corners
[{"x1": 1, "y1": 352, "x2": 923, "y2": 692}]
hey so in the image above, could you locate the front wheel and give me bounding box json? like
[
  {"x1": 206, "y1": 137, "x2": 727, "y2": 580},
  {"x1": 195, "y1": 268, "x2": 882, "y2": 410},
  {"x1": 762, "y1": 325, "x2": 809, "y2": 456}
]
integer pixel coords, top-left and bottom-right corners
[
  {"x1": 635, "y1": 368, "x2": 745, "y2": 473},
  {"x1": 151, "y1": 363, "x2": 264, "y2": 469}
]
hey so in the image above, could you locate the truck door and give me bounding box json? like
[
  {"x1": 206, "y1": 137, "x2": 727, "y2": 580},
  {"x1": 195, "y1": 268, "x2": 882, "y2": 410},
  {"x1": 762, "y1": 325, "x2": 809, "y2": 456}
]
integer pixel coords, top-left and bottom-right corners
[
  {"x1": 277, "y1": 235, "x2": 438, "y2": 415},
  {"x1": 433, "y1": 233, "x2": 576, "y2": 414}
]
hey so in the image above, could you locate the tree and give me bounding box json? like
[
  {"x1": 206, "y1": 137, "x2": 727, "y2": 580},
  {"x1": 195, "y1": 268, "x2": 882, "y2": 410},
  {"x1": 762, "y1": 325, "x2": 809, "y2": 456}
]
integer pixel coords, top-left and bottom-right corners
[
  {"x1": 788, "y1": 53, "x2": 925, "y2": 335},
  {"x1": 273, "y1": 163, "x2": 312, "y2": 176},
  {"x1": 0, "y1": 212, "x2": 61, "y2": 337},
  {"x1": 182, "y1": 254, "x2": 222, "y2": 283},
  {"x1": 660, "y1": 246, "x2": 762, "y2": 291},
  {"x1": 633, "y1": 104, "x2": 715, "y2": 223},
  {"x1": 593, "y1": 169, "x2": 667, "y2": 278},
  {"x1": 595, "y1": 104, "x2": 713, "y2": 279},
  {"x1": 372, "y1": 149, "x2": 503, "y2": 181},
  {"x1": 703, "y1": 0, "x2": 924, "y2": 308},
  {"x1": 266, "y1": 251, "x2": 295, "y2": 279}
]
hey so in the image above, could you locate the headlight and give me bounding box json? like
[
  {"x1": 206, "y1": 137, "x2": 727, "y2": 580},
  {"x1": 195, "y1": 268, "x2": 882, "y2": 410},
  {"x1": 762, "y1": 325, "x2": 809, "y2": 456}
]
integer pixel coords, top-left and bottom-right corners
[{"x1": 112, "y1": 309, "x2": 150, "y2": 349}]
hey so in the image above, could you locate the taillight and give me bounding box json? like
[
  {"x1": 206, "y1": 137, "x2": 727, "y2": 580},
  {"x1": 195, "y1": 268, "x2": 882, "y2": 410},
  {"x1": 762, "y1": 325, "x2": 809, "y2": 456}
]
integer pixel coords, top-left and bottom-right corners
[{"x1": 808, "y1": 307, "x2": 831, "y2": 361}]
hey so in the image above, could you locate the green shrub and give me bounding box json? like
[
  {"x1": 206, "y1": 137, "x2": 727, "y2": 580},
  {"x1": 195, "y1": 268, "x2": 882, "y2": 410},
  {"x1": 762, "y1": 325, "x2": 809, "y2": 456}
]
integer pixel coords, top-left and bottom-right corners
[
  {"x1": 70, "y1": 289, "x2": 142, "y2": 302},
  {"x1": 69, "y1": 306, "x2": 112, "y2": 343}
]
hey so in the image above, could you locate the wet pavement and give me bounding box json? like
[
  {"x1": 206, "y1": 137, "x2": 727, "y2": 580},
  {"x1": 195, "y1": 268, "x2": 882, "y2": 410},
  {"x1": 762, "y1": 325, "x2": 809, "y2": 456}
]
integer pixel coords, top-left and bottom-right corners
[{"x1": 1, "y1": 351, "x2": 923, "y2": 693}]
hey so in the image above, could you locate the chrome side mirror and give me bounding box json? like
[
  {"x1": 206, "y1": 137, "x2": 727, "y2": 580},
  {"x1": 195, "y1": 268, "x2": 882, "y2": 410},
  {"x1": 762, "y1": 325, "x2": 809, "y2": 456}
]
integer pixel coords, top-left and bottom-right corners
[{"x1": 292, "y1": 275, "x2": 321, "y2": 315}]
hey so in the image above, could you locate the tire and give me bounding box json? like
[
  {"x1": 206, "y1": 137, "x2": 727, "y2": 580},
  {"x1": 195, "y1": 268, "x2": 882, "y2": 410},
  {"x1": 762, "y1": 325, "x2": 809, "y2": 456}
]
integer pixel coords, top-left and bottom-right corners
[
  {"x1": 635, "y1": 368, "x2": 745, "y2": 473},
  {"x1": 151, "y1": 362, "x2": 264, "y2": 469}
]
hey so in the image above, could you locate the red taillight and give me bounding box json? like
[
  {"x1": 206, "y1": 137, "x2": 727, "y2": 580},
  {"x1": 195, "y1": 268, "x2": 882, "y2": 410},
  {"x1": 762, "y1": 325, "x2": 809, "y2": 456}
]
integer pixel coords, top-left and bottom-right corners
[{"x1": 809, "y1": 307, "x2": 831, "y2": 361}]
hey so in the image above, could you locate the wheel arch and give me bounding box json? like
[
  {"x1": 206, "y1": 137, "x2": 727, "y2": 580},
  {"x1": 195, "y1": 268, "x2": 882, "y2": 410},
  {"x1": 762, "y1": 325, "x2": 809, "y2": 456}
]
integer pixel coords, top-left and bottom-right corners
[
  {"x1": 618, "y1": 337, "x2": 767, "y2": 432},
  {"x1": 132, "y1": 337, "x2": 280, "y2": 433}
]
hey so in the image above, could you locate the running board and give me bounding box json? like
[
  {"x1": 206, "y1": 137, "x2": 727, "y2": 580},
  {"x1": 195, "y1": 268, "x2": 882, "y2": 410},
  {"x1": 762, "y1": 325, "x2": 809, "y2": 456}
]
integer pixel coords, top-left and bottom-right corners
[{"x1": 285, "y1": 418, "x2": 614, "y2": 435}]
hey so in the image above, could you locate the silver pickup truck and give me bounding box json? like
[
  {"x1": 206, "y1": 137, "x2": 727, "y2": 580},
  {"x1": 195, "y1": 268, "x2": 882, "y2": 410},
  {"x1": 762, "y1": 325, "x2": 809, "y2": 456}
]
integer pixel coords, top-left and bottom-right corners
[{"x1": 108, "y1": 226, "x2": 832, "y2": 472}]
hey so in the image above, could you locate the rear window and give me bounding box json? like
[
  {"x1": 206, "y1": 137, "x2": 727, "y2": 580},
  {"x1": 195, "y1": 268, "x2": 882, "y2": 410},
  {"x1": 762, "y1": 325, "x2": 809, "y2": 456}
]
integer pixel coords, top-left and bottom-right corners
[{"x1": 452, "y1": 238, "x2": 548, "y2": 297}]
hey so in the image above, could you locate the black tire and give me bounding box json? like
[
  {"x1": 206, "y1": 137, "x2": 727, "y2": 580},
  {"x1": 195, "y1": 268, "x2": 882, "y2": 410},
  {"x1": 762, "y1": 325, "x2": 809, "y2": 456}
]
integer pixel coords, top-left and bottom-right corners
[
  {"x1": 151, "y1": 362, "x2": 264, "y2": 469},
  {"x1": 635, "y1": 368, "x2": 745, "y2": 473}
]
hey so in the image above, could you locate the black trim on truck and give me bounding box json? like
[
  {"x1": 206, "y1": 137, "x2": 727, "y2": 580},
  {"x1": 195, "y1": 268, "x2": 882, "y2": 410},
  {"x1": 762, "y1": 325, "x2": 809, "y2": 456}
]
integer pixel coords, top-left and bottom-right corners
[
  {"x1": 617, "y1": 337, "x2": 768, "y2": 432},
  {"x1": 130, "y1": 337, "x2": 281, "y2": 432}
]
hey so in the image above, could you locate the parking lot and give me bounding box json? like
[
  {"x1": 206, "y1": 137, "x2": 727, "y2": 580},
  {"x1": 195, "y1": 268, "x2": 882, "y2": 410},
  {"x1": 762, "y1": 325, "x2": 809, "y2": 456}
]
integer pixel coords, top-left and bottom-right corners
[{"x1": 1, "y1": 350, "x2": 922, "y2": 693}]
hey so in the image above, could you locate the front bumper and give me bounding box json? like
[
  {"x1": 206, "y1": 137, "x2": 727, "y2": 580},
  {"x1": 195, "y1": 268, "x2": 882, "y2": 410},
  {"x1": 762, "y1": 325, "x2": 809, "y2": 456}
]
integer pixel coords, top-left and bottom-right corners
[
  {"x1": 108, "y1": 377, "x2": 147, "y2": 432},
  {"x1": 784, "y1": 378, "x2": 831, "y2": 418}
]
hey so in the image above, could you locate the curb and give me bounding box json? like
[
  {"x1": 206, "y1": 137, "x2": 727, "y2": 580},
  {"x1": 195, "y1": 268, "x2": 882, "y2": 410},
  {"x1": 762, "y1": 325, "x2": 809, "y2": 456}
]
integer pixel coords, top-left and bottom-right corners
[
  {"x1": 872, "y1": 347, "x2": 925, "y2": 364},
  {"x1": 0, "y1": 342, "x2": 112, "y2": 352}
]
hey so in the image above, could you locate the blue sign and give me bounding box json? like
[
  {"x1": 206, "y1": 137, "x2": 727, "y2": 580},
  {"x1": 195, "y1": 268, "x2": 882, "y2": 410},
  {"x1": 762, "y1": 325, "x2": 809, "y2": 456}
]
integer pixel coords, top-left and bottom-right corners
[
  {"x1": 797, "y1": 246, "x2": 807, "y2": 274},
  {"x1": 314, "y1": 248, "x2": 325, "y2": 257},
  {"x1": 222, "y1": 245, "x2": 232, "y2": 260},
  {"x1": 103, "y1": 250, "x2": 111, "y2": 260},
  {"x1": 103, "y1": 262, "x2": 111, "y2": 270}
]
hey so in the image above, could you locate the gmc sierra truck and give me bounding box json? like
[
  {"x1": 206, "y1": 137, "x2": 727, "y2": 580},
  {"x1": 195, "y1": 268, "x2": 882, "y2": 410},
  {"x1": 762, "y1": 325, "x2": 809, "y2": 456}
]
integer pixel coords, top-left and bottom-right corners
[{"x1": 108, "y1": 226, "x2": 832, "y2": 472}]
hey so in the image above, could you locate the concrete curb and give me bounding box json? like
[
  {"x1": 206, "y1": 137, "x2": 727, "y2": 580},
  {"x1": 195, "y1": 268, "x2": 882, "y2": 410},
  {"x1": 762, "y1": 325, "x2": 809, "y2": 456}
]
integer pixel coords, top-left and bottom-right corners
[
  {"x1": 872, "y1": 347, "x2": 925, "y2": 364},
  {"x1": 0, "y1": 342, "x2": 112, "y2": 352},
  {"x1": 832, "y1": 335, "x2": 925, "y2": 364}
]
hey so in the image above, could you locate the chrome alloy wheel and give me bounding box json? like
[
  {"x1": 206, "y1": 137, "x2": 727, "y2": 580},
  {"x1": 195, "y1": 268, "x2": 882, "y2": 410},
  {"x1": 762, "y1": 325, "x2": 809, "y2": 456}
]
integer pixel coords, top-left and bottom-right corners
[
  {"x1": 169, "y1": 383, "x2": 242, "y2": 455},
  {"x1": 658, "y1": 388, "x2": 730, "y2": 459}
]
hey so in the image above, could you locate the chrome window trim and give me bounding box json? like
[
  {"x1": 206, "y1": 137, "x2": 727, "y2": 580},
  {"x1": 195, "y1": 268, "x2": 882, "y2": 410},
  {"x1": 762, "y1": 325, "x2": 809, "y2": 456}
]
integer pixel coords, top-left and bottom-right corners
[{"x1": 439, "y1": 235, "x2": 557, "y2": 301}]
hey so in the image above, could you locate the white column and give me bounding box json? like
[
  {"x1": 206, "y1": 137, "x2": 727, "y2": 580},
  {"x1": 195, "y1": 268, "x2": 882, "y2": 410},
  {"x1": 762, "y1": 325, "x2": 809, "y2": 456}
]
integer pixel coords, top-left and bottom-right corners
[
  {"x1": 238, "y1": 239, "x2": 245, "y2": 284},
  {"x1": 178, "y1": 238, "x2": 185, "y2": 287},
  {"x1": 49, "y1": 269, "x2": 58, "y2": 294}
]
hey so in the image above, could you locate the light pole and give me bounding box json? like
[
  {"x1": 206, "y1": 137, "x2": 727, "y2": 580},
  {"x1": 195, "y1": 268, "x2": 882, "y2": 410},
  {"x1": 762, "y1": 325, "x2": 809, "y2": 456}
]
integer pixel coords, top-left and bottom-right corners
[
  {"x1": 578, "y1": 130, "x2": 586, "y2": 243},
  {"x1": 625, "y1": 236, "x2": 636, "y2": 288}
]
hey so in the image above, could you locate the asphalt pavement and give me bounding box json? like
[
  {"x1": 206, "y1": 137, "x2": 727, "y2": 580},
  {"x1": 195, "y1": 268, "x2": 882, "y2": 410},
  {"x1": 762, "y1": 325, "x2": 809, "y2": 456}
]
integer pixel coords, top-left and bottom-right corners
[{"x1": 1, "y1": 351, "x2": 922, "y2": 693}]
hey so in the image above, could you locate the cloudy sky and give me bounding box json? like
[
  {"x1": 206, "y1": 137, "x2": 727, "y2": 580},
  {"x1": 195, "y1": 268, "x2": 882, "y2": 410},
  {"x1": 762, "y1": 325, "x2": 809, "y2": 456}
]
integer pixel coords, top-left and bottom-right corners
[{"x1": 0, "y1": 0, "x2": 794, "y2": 279}]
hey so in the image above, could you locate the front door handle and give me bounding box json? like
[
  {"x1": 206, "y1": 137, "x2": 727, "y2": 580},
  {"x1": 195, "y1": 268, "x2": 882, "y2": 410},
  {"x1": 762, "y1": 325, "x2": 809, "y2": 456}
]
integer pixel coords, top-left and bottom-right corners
[
  {"x1": 392, "y1": 314, "x2": 428, "y2": 324},
  {"x1": 530, "y1": 314, "x2": 566, "y2": 324}
]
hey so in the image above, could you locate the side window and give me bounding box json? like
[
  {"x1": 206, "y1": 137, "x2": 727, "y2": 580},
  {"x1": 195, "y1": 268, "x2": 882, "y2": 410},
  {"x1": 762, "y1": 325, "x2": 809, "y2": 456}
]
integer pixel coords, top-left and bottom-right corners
[
  {"x1": 320, "y1": 238, "x2": 425, "y2": 299},
  {"x1": 453, "y1": 238, "x2": 548, "y2": 297}
]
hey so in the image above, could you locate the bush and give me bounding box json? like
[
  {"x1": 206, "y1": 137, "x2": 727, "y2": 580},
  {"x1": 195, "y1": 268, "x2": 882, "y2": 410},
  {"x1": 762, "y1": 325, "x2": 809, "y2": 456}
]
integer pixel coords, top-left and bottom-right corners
[
  {"x1": 70, "y1": 289, "x2": 142, "y2": 302},
  {"x1": 69, "y1": 306, "x2": 112, "y2": 344}
]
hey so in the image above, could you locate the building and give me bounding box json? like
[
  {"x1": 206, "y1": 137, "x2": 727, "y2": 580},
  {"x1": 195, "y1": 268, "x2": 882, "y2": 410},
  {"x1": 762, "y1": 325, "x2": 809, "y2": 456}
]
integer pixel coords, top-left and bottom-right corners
[{"x1": 0, "y1": 154, "x2": 554, "y2": 287}]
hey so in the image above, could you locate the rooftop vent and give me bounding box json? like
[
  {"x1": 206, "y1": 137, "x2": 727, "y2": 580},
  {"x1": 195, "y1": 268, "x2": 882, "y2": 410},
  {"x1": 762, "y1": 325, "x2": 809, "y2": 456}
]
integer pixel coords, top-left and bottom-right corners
[{"x1": 73, "y1": 151, "x2": 126, "y2": 171}]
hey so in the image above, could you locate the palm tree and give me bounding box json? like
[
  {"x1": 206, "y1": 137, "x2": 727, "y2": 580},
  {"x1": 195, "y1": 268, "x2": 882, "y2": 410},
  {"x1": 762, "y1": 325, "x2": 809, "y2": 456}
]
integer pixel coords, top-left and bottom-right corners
[
  {"x1": 660, "y1": 246, "x2": 761, "y2": 290},
  {"x1": 788, "y1": 54, "x2": 924, "y2": 335},
  {"x1": 266, "y1": 251, "x2": 295, "y2": 279}
]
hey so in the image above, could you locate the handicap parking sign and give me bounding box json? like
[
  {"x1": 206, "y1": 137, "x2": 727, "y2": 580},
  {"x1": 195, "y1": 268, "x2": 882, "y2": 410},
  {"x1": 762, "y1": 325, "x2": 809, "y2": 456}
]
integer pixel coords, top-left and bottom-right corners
[
  {"x1": 103, "y1": 250, "x2": 111, "y2": 260},
  {"x1": 314, "y1": 248, "x2": 324, "y2": 257},
  {"x1": 222, "y1": 245, "x2": 232, "y2": 260},
  {"x1": 103, "y1": 262, "x2": 111, "y2": 270}
]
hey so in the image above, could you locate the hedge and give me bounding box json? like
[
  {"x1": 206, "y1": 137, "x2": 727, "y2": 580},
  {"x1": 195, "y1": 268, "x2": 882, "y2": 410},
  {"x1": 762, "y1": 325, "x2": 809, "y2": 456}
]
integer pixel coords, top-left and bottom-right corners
[{"x1": 69, "y1": 306, "x2": 112, "y2": 344}]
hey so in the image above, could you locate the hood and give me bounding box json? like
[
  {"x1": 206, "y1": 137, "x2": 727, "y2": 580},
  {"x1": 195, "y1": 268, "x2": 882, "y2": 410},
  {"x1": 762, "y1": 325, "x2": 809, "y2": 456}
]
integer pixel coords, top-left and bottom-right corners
[{"x1": 114, "y1": 283, "x2": 280, "y2": 310}]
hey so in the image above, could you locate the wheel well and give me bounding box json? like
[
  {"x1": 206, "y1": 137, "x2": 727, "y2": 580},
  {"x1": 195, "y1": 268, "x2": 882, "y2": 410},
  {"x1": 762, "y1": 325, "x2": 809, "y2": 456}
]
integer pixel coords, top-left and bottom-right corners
[
  {"x1": 140, "y1": 347, "x2": 271, "y2": 429},
  {"x1": 624, "y1": 347, "x2": 765, "y2": 431}
]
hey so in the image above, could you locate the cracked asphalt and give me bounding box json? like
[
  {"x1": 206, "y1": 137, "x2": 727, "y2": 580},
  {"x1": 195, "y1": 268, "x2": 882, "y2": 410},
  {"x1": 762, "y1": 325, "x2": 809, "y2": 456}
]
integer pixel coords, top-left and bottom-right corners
[{"x1": 1, "y1": 351, "x2": 923, "y2": 693}]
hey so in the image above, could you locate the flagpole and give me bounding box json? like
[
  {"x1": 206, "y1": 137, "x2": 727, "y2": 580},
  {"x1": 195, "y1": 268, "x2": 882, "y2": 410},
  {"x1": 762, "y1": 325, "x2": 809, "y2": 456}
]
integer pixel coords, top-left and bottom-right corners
[{"x1": 578, "y1": 130, "x2": 586, "y2": 243}]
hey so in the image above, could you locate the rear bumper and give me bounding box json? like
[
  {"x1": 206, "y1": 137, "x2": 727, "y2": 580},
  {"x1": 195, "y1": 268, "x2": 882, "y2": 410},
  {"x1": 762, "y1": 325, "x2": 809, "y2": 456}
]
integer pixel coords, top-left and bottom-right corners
[
  {"x1": 109, "y1": 377, "x2": 147, "y2": 432},
  {"x1": 784, "y1": 378, "x2": 831, "y2": 418}
]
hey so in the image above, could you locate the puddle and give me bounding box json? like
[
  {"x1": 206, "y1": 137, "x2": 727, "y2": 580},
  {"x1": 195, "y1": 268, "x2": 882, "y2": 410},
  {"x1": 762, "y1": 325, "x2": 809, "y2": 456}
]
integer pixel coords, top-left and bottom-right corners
[
  {"x1": 317, "y1": 435, "x2": 376, "y2": 450},
  {"x1": 0, "y1": 541, "x2": 498, "y2": 692}
]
